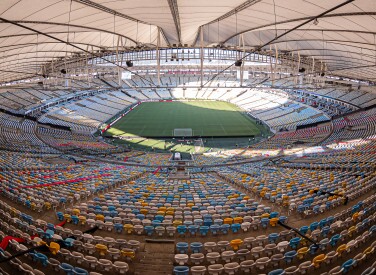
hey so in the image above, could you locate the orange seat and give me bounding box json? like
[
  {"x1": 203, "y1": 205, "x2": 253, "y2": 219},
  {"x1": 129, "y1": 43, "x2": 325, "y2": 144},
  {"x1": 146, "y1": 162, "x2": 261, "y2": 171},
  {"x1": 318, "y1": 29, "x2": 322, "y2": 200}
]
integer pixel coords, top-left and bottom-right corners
[
  {"x1": 313, "y1": 254, "x2": 327, "y2": 268},
  {"x1": 229, "y1": 239, "x2": 243, "y2": 251},
  {"x1": 223, "y1": 218, "x2": 233, "y2": 225}
]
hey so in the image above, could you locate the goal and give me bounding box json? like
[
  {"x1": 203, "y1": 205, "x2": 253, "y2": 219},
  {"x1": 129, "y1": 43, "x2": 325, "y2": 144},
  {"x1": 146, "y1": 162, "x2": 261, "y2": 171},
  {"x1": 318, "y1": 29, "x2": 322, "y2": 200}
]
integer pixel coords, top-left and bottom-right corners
[
  {"x1": 194, "y1": 138, "x2": 204, "y2": 153},
  {"x1": 173, "y1": 128, "x2": 193, "y2": 137}
]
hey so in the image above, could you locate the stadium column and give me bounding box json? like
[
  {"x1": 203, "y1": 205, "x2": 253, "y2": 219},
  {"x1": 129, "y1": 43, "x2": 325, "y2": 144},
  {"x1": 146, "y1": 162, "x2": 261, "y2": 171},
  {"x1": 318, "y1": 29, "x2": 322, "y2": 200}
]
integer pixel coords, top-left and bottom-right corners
[
  {"x1": 157, "y1": 27, "x2": 161, "y2": 86},
  {"x1": 200, "y1": 26, "x2": 204, "y2": 88}
]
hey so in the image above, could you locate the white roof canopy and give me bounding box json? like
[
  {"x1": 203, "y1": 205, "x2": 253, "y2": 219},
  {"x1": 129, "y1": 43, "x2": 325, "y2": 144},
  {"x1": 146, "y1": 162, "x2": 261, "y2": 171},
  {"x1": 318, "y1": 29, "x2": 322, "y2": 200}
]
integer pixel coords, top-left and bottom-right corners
[{"x1": 0, "y1": 0, "x2": 375, "y2": 83}]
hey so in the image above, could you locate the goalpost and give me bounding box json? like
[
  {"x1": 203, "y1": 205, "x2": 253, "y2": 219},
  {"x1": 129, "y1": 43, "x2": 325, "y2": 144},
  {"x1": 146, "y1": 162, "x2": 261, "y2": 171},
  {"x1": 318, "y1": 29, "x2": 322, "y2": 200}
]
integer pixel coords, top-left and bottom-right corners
[{"x1": 194, "y1": 138, "x2": 204, "y2": 153}]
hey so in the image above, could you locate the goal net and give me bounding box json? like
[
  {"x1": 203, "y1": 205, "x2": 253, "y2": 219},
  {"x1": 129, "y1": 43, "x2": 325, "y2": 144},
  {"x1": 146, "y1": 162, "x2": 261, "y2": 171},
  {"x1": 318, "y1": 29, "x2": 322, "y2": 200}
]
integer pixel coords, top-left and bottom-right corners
[
  {"x1": 173, "y1": 128, "x2": 193, "y2": 137},
  {"x1": 194, "y1": 138, "x2": 204, "y2": 153}
]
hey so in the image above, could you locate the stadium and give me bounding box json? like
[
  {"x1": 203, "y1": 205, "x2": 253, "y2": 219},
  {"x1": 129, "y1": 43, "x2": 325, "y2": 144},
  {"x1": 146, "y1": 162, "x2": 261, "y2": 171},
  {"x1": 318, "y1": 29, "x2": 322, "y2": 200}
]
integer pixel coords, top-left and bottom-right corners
[{"x1": 0, "y1": 0, "x2": 375, "y2": 275}]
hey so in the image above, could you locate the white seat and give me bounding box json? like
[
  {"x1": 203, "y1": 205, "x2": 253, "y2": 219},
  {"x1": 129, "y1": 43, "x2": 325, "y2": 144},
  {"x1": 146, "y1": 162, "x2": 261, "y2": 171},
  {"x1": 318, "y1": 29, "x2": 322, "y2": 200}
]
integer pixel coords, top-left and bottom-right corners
[
  {"x1": 174, "y1": 254, "x2": 189, "y2": 265},
  {"x1": 208, "y1": 264, "x2": 224, "y2": 275},
  {"x1": 240, "y1": 259, "x2": 254, "y2": 273},
  {"x1": 255, "y1": 257, "x2": 270, "y2": 270},
  {"x1": 299, "y1": 261, "x2": 314, "y2": 274},
  {"x1": 285, "y1": 266, "x2": 299, "y2": 275},
  {"x1": 236, "y1": 249, "x2": 250, "y2": 261},
  {"x1": 206, "y1": 252, "x2": 221, "y2": 264},
  {"x1": 221, "y1": 250, "x2": 236, "y2": 263},
  {"x1": 84, "y1": 255, "x2": 98, "y2": 269},
  {"x1": 191, "y1": 265, "x2": 206, "y2": 275},
  {"x1": 204, "y1": 242, "x2": 217, "y2": 253},
  {"x1": 98, "y1": 259, "x2": 113, "y2": 272},
  {"x1": 277, "y1": 241, "x2": 289, "y2": 253},
  {"x1": 190, "y1": 253, "x2": 205, "y2": 265},
  {"x1": 328, "y1": 266, "x2": 344, "y2": 275},
  {"x1": 251, "y1": 246, "x2": 264, "y2": 259},
  {"x1": 224, "y1": 262, "x2": 240, "y2": 275},
  {"x1": 113, "y1": 261, "x2": 129, "y2": 274}
]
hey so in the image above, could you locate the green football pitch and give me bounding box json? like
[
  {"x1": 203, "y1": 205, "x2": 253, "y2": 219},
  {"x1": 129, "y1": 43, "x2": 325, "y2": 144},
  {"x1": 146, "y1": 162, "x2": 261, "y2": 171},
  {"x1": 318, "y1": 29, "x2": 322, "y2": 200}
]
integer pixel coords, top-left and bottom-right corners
[{"x1": 106, "y1": 101, "x2": 263, "y2": 137}]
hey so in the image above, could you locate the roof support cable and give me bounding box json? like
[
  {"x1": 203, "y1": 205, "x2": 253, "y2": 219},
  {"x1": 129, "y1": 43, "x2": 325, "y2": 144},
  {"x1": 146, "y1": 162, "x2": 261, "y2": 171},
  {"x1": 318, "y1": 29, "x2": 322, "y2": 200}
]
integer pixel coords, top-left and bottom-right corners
[
  {"x1": 202, "y1": 0, "x2": 355, "y2": 87},
  {"x1": 0, "y1": 17, "x2": 155, "y2": 87}
]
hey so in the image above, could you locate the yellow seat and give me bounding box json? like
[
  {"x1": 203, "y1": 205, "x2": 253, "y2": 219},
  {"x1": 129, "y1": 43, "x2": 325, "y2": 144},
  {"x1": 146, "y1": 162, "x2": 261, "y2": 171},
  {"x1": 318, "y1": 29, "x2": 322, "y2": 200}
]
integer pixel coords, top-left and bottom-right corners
[
  {"x1": 123, "y1": 224, "x2": 134, "y2": 234},
  {"x1": 352, "y1": 212, "x2": 359, "y2": 222},
  {"x1": 72, "y1": 208, "x2": 80, "y2": 216},
  {"x1": 223, "y1": 218, "x2": 233, "y2": 225},
  {"x1": 233, "y1": 217, "x2": 243, "y2": 224},
  {"x1": 63, "y1": 214, "x2": 71, "y2": 222},
  {"x1": 313, "y1": 254, "x2": 327, "y2": 268},
  {"x1": 363, "y1": 246, "x2": 374, "y2": 257},
  {"x1": 230, "y1": 239, "x2": 243, "y2": 251},
  {"x1": 336, "y1": 244, "x2": 347, "y2": 256},
  {"x1": 96, "y1": 214, "x2": 104, "y2": 221},
  {"x1": 44, "y1": 202, "x2": 51, "y2": 210},
  {"x1": 48, "y1": 242, "x2": 60, "y2": 255},
  {"x1": 95, "y1": 244, "x2": 108, "y2": 256},
  {"x1": 269, "y1": 218, "x2": 279, "y2": 227},
  {"x1": 78, "y1": 216, "x2": 86, "y2": 225},
  {"x1": 348, "y1": 226, "x2": 356, "y2": 237},
  {"x1": 173, "y1": 220, "x2": 182, "y2": 227},
  {"x1": 140, "y1": 209, "x2": 148, "y2": 215},
  {"x1": 261, "y1": 213, "x2": 270, "y2": 219},
  {"x1": 121, "y1": 249, "x2": 135, "y2": 258},
  {"x1": 297, "y1": 247, "x2": 308, "y2": 260}
]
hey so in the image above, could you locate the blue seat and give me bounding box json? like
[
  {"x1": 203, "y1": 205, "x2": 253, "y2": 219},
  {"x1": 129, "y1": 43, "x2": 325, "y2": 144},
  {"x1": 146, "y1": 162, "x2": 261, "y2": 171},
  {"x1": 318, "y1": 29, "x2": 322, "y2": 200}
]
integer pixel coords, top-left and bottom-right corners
[
  {"x1": 268, "y1": 269, "x2": 285, "y2": 275},
  {"x1": 270, "y1": 212, "x2": 279, "y2": 218},
  {"x1": 319, "y1": 219, "x2": 327, "y2": 229},
  {"x1": 64, "y1": 238, "x2": 74, "y2": 248},
  {"x1": 289, "y1": 237, "x2": 301, "y2": 249},
  {"x1": 299, "y1": 226, "x2": 309, "y2": 235},
  {"x1": 268, "y1": 233, "x2": 279, "y2": 244},
  {"x1": 284, "y1": 250, "x2": 297, "y2": 264},
  {"x1": 231, "y1": 223, "x2": 241, "y2": 233},
  {"x1": 71, "y1": 215, "x2": 79, "y2": 225},
  {"x1": 36, "y1": 228, "x2": 45, "y2": 238},
  {"x1": 313, "y1": 205, "x2": 320, "y2": 214},
  {"x1": 177, "y1": 225, "x2": 187, "y2": 236},
  {"x1": 199, "y1": 226, "x2": 209, "y2": 236},
  {"x1": 309, "y1": 244, "x2": 319, "y2": 255},
  {"x1": 155, "y1": 215, "x2": 164, "y2": 222},
  {"x1": 45, "y1": 229, "x2": 54, "y2": 239},
  {"x1": 173, "y1": 266, "x2": 189, "y2": 275},
  {"x1": 369, "y1": 225, "x2": 376, "y2": 233},
  {"x1": 309, "y1": 222, "x2": 318, "y2": 232},
  {"x1": 278, "y1": 216, "x2": 287, "y2": 224},
  {"x1": 210, "y1": 224, "x2": 220, "y2": 235},
  {"x1": 152, "y1": 220, "x2": 161, "y2": 227},
  {"x1": 342, "y1": 259, "x2": 355, "y2": 273},
  {"x1": 56, "y1": 212, "x2": 64, "y2": 221},
  {"x1": 194, "y1": 219, "x2": 203, "y2": 226},
  {"x1": 261, "y1": 218, "x2": 269, "y2": 229},
  {"x1": 34, "y1": 252, "x2": 48, "y2": 266},
  {"x1": 190, "y1": 242, "x2": 203, "y2": 253},
  {"x1": 329, "y1": 234, "x2": 341, "y2": 247},
  {"x1": 114, "y1": 223, "x2": 123, "y2": 233},
  {"x1": 321, "y1": 226, "x2": 330, "y2": 237},
  {"x1": 326, "y1": 216, "x2": 334, "y2": 225},
  {"x1": 203, "y1": 219, "x2": 213, "y2": 226},
  {"x1": 72, "y1": 267, "x2": 88, "y2": 275},
  {"x1": 59, "y1": 263, "x2": 74, "y2": 274},
  {"x1": 47, "y1": 223, "x2": 55, "y2": 231},
  {"x1": 188, "y1": 225, "x2": 199, "y2": 235},
  {"x1": 220, "y1": 224, "x2": 230, "y2": 234},
  {"x1": 176, "y1": 242, "x2": 189, "y2": 254}
]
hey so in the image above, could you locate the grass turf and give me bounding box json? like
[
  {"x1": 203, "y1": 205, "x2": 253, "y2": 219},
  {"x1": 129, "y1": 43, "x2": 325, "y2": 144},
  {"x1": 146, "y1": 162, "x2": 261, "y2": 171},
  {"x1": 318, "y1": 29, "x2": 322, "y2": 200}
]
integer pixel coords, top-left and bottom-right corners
[{"x1": 106, "y1": 101, "x2": 262, "y2": 137}]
